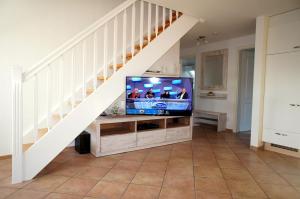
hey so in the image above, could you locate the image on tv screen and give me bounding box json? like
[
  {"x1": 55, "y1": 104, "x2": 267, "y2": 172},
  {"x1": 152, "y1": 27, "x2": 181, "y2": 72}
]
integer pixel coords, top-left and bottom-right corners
[{"x1": 126, "y1": 76, "x2": 193, "y2": 116}]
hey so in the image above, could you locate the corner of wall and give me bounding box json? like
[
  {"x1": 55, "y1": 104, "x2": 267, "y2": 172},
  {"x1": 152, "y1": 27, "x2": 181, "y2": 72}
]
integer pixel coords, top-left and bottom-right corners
[{"x1": 250, "y1": 16, "x2": 269, "y2": 147}]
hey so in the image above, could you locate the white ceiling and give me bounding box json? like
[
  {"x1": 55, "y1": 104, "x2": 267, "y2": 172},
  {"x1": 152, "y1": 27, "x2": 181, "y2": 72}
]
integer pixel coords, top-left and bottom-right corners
[{"x1": 148, "y1": 0, "x2": 300, "y2": 48}]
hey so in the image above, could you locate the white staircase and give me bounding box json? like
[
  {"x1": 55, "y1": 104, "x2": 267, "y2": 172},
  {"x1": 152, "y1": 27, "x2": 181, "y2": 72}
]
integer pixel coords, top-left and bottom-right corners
[{"x1": 11, "y1": 0, "x2": 198, "y2": 183}]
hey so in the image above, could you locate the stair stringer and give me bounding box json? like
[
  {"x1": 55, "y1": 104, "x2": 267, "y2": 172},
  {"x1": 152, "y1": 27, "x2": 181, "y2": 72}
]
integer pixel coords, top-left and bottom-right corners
[{"x1": 23, "y1": 14, "x2": 199, "y2": 180}]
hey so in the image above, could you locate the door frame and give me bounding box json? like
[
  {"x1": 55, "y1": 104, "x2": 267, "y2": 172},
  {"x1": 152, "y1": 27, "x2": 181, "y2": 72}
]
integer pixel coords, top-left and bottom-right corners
[
  {"x1": 234, "y1": 45, "x2": 255, "y2": 133},
  {"x1": 180, "y1": 56, "x2": 196, "y2": 108}
]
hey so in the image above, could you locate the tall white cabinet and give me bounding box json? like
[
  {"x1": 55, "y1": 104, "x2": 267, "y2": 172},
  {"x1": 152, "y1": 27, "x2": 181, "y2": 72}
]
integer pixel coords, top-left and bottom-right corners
[{"x1": 263, "y1": 9, "x2": 300, "y2": 151}]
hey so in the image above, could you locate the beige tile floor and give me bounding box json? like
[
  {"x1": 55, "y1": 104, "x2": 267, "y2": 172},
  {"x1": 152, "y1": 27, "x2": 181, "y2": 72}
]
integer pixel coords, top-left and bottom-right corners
[{"x1": 1, "y1": 126, "x2": 300, "y2": 199}]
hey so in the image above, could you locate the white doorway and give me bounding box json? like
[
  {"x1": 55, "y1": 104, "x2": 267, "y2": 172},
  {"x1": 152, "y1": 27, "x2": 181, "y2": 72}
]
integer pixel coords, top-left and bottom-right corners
[
  {"x1": 181, "y1": 57, "x2": 196, "y2": 107},
  {"x1": 181, "y1": 57, "x2": 196, "y2": 87},
  {"x1": 237, "y1": 48, "x2": 255, "y2": 132}
]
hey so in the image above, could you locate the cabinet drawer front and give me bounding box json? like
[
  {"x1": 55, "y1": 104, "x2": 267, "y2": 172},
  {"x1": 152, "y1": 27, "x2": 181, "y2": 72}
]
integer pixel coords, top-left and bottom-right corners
[
  {"x1": 101, "y1": 133, "x2": 136, "y2": 152},
  {"x1": 137, "y1": 130, "x2": 166, "y2": 146},
  {"x1": 166, "y1": 127, "x2": 191, "y2": 141},
  {"x1": 263, "y1": 129, "x2": 300, "y2": 149},
  {"x1": 268, "y1": 9, "x2": 300, "y2": 54}
]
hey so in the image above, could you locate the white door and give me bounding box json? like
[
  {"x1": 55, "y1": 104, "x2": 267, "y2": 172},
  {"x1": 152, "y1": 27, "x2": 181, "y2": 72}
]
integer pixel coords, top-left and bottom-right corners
[{"x1": 237, "y1": 49, "x2": 255, "y2": 132}]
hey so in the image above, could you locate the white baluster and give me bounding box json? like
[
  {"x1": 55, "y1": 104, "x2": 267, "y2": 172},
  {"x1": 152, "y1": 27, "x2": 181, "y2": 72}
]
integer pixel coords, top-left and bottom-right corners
[
  {"x1": 71, "y1": 49, "x2": 75, "y2": 108},
  {"x1": 163, "y1": 7, "x2": 166, "y2": 30},
  {"x1": 155, "y1": 4, "x2": 158, "y2": 36},
  {"x1": 131, "y1": 2, "x2": 136, "y2": 56},
  {"x1": 169, "y1": 9, "x2": 172, "y2": 25},
  {"x1": 82, "y1": 42, "x2": 86, "y2": 98},
  {"x1": 93, "y1": 32, "x2": 98, "y2": 89},
  {"x1": 139, "y1": 0, "x2": 144, "y2": 49},
  {"x1": 103, "y1": 24, "x2": 108, "y2": 80},
  {"x1": 59, "y1": 57, "x2": 64, "y2": 118},
  {"x1": 122, "y1": 9, "x2": 127, "y2": 65},
  {"x1": 113, "y1": 17, "x2": 118, "y2": 73},
  {"x1": 147, "y1": 2, "x2": 151, "y2": 42},
  {"x1": 11, "y1": 67, "x2": 23, "y2": 184},
  {"x1": 46, "y1": 66, "x2": 52, "y2": 130},
  {"x1": 33, "y1": 74, "x2": 38, "y2": 141}
]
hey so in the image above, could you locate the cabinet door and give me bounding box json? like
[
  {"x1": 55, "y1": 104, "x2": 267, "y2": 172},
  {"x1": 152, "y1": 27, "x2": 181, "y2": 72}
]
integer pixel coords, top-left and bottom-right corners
[
  {"x1": 101, "y1": 133, "x2": 136, "y2": 152},
  {"x1": 263, "y1": 128, "x2": 300, "y2": 149},
  {"x1": 264, "y1": 101, "x2": 300, "y2": 133},
  {"x1": 166, "y1": 127, "x2": 191, "y2": 141},
  {"x1": 267, "y1": 9, "x2": 300, "y2": 54},
  {"x1": 264, "y1": 51, "x2": 300, "y2": 133},
  {"x1": 137, "y1": 130, "x2": 166, "y2": 146}
]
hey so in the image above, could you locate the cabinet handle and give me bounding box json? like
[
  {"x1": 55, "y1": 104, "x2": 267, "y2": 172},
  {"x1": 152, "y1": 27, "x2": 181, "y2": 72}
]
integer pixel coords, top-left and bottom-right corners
[
  {"x1": 290, "y1": 104, "x2": 296, "y2": 106},
  {"x1": 294, "y1": 46, "x2": 300, "y2": 49},
  {"x1": 275, "y1": 132, "x2": 288, "y2": 136}
]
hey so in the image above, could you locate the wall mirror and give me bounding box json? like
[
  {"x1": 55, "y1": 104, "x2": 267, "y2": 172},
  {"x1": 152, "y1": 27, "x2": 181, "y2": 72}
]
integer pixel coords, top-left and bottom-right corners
[{"x1": 200, "y1": 49, "x2": 228, "y2": 90}]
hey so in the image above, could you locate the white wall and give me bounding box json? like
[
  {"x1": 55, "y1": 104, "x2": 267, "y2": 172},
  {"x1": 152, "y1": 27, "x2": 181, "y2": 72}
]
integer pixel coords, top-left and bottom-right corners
[
  {"x1": 105, "y1": 41, "x2": 180, "y2": 114},
  {"x1": 0, "y1": 0, "x2": 125, "y2": 156},
  {"x1": 181, "y1": 34, "x2": 255, "y2": 131},
  {"x1": 150, "y1": 41, "x2": 180, "y2": 75},
  {"x1": 250, "y1": 16, "x2": 269, "y2": 147}
]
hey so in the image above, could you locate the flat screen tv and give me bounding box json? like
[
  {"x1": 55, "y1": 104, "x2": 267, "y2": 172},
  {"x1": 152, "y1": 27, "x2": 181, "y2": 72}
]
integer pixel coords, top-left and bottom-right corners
[{"x1": 126, "y1": 76, "x2": 193, "y2": 116}]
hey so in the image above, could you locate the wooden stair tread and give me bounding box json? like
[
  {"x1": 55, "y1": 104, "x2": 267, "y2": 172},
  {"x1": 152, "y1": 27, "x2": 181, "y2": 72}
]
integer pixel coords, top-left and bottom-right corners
[
  {"x1": 38, "y1": 128, "x2": 48, "y2": 139},
  {"x1": 124, "y1": 51, "x2": 139, "y2": 62},
  {"x1": 142, "y1": 14, "x2": 181, "y2": 42},
  {"x1": 109, "y1": 63, "x2": 123, "y2": 69},
  {"x1": 171, "y1": 11, "x2": 182, "y2": 18},
  {"x1": 125, "y1": 50, "x2": 139, "y2": 58},
  {"x1": 68, "y1": 100, "x2": 81, "y2": 107},
  {"x1": 50, "y1": 114, "x2": 61, "y2": 127},
  {"x1": 23, "y1": 143, "x2": 34, "y2": 151},
  {"x1": 97, "y1": 76, "x2": 109, "y2": 81},
  {"x1": 86, "y1": 88, "x2": 94, "y2": 95},
  {"x1": 158, "y1": 28, "x2": 163, "y2": 34},
  {"x1": 135, "y1": 42, "x2": 148, "y2": 50},
  {"x1": 52, "y1": 113, "x2": 67, "y2": 120},
  {"x1": 144, "y1": 33, "x2": 156, "y2": 41},
  {"x1": 157, "y1": 15, "x2": 179, "y2": 31}
]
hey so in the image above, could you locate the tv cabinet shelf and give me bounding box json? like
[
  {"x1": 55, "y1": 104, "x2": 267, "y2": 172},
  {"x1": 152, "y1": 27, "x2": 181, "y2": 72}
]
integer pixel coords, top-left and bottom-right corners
[
  {"x1": 137, "y1": 119, "x2": 165, "y2": 132},
  {"x1": 166, "y1": 117, "x2": 190, "y2": 128},
  {"x1": 100, "y1": 122, "x2": 135, "y2": 136},
  {"x1": 86, "y1": 115, "x2": 193, "y2": 157}
]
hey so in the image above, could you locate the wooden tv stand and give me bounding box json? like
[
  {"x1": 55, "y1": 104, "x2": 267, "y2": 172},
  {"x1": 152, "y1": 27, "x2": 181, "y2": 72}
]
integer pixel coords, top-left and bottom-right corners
[{"x1": 86, "y1": 115, "x2": 193, "y2": 157}]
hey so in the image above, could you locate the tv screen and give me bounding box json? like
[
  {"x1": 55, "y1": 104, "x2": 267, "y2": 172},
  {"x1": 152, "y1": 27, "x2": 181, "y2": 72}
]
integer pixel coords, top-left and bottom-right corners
[{"x1": 126, "y1": 76, "x2": 193, "y2": 116}]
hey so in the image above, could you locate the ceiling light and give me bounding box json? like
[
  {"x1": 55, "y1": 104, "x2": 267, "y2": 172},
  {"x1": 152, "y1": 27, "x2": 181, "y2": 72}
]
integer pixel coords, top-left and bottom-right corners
[{"x1": 196, "y1": 36, "x2": 208, "y2": 46}]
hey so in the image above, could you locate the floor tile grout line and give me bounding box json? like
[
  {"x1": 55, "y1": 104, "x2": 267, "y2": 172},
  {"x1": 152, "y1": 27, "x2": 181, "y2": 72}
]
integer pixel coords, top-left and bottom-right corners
[
  {"x1": 2, "y1": 187, "x2": 25, "y2": 199},
  {"x1": 191, "y1": 141, "x2": 197, "y2": 199},
  {"x1": 86, "y1": 154, "x2": 127, "y2": 198},
  {"x1": 48, "y1": 155, "x2": 121, "y2": 197},
  {"x1": 82, "y1": 157, "x2": 120, "y2": 198},
  {"x1": 209, "y1": 140, "x2": 235, "y2": 199},
  {"x1": 256, "y1": 151, "x2": 300, "y2": 193},
  {"x1": 229, "y1": 145, "x2": 272, "y2": 199},
  {"x1": 231, "y1": 134, "x2": 300, "y2": 192},
  {"x1": 118, "y1": 148, "x2": 152, "y2": 198},
  {"x1": 157, "y1": 144, "x2": 172, "y2": 199}
]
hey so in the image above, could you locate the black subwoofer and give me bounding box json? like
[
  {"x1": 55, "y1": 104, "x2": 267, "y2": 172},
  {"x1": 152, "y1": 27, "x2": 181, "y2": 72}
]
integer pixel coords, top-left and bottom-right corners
[{"x1": 75, "y1": 131, "x2": 90, "y2": 154}]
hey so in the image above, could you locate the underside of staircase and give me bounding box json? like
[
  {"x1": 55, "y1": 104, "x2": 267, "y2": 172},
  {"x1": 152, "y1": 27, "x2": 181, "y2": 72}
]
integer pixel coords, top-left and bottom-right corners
[{"x1": 11, "y1": 0, "x2": 198, "y2": 183}]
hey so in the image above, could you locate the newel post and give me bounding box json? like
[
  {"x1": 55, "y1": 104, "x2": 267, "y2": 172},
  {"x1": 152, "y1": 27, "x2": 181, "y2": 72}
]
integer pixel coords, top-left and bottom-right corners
[{"x1": 11, "y1": 67, "x2": 23, "y2": 184}]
